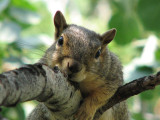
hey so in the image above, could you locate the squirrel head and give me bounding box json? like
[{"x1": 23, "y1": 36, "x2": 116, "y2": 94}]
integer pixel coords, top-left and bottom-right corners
[{"x1": 46, "y1": 11, "x2": 116, "y2": 82}]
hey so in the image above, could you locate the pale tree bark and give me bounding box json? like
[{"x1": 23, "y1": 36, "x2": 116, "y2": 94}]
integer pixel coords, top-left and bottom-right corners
[
  {"x1": 0, "y1": 64, "x2": 82, "y2": 120},
  {"x1": 0, "y1": 63, "x2": 160, "y2": 120}
]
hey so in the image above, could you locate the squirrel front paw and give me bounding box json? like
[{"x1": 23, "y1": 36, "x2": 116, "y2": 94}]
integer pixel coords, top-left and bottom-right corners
[{"x1": 74, "y1": 103, "x2": 96, "y2": 120}]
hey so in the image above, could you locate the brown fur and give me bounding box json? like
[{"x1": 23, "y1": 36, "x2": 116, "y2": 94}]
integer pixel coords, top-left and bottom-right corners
[{"x1": 39, "y1": 11, "x2": 129, "y2": 120}]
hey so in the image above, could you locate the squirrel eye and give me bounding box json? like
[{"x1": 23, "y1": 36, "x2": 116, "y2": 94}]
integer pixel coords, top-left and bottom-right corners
[
  {"x1": 95, "y1": 49, "x2": 101, "y2": 59},
  {"x1": 58, "y1": 36, "x2": 63, "y2": 46}
]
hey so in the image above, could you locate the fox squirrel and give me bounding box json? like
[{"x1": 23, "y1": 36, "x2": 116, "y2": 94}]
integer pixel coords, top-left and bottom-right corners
[{"x1": 39, "y1": 11, "x2": 129, "y2": 120}]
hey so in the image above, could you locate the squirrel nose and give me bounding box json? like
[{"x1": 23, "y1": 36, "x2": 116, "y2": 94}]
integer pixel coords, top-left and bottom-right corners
[{"x1": 68, "y1": 61, "x2": 82, "y2": 73}]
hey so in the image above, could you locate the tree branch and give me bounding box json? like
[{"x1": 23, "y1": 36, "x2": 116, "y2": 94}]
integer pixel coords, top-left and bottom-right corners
[
  {"x1": 0, "y1": 64, "x2": 160, "y2": 120},
  {"x1": 94, "y1": 71, "x2": 160, "y2": 119},
  {"x1": 0, "y1": 64, "x2": 82, "y2": 120}
]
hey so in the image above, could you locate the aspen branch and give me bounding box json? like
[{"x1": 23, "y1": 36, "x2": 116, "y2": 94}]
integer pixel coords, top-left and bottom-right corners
[
  {"x1": 0, "y1": 64, "x2": 160, "y2": 120},
  {"x1": 0, "y1": 64, "x2": 82, "y2": 120}
]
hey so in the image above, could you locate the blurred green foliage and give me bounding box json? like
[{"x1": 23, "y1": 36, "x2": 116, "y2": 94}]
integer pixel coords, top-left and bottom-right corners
[
  {"x1": 0, "y1": 0, "x2": 160, "y2": 120},
  {"x1": 137, "y1": 0, "x2": 160, "y2": 32}
]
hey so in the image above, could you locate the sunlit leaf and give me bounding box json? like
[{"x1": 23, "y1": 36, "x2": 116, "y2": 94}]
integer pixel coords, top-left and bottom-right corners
[
  {"x1": 0, "y1": 0, "x2": 10, "y2": 13},
  {"x1": 9, "y1": 7, "x2": 41, "y2": 25},
  {"x1": 11, "y1": 0, "x2": 37, "y2": 11},
  {"x1": 73, "y1": 0, "x2": 99, "y2": 16},
  {"x1": 0, "y1": 21, "x2": 21, "y2": 43},
  {"x1": 15, "y1": 103, "x2": 25, "y2": 120}
]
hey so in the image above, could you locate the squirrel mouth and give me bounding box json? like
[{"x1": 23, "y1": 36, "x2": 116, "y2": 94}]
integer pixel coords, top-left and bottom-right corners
[
  {"x1": 52, "y1": 66, "x2": 74, "y2": 79},
  {"x1": 68, "y1": 73, "x2": 79, "y2": 82},
  {"x1": 68, "y1": 74, "x2": 72, "y2": 78},
  {"x1": 68, "y1": 74, "x2": 74, "y2": 79},
  {"x1": 52, "y1": 66, "x2": 82, "y2": 82}
]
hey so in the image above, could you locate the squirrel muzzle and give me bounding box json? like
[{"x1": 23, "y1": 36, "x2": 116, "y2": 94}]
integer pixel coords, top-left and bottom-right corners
[
  {"x1": 67, "y1": 60, "x2": 82, "y2": 73},
  {"x1": 60, "y1": 58, "x2": 86, "y2": 82}
]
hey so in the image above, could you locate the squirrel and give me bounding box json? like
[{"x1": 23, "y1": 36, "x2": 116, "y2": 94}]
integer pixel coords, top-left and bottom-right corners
[{"x1": 39, "y1": 11, "x2": 129, "y2": 120}]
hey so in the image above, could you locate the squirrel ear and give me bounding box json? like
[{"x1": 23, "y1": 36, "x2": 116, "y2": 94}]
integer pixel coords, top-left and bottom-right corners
[
  {"x1": 54, "y1": 11, "x2": 68, "y2": 39},
  {"x1": 101, "y1": 28, "x2": 116, "y2": 45}
]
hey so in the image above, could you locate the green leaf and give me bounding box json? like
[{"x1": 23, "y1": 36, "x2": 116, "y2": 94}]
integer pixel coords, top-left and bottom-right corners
[
  {"x1": 155, "y1": 48, "x2": 160, "y2": 61},
  {"x1": 9, "y1": 7, "x2": 41, "y2": 25},
  {"x1": 109, "y1": 12, "x2": 140, "y2": 45},
  {"x1": 0, "y1": 0, "x2": 10, "y2": 13},
  {"x1": 109, "y1": 0, "x2": 141, "y2": 45},
  {"x1": 140, "y1": 90, "x2": 154, "y2": 101},
  {"x1": 136, "y1": 66, "x2": 154, "y2": 73},
  {"x1": 11, "y1": 0, "x2": 37, "y2": 11},
  {"x1": 137, "y1": 0, "x2": 160, "y2": 31},
  {"x1": 132, "y1": 113, "x2": 145, "y2": 120},
  {"x1": 16, "y1": 104, "x2": 25, "y2": 120},
  {"x1": 0, "y1": 104, "x2": 25, "y2": 120}
]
